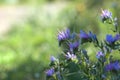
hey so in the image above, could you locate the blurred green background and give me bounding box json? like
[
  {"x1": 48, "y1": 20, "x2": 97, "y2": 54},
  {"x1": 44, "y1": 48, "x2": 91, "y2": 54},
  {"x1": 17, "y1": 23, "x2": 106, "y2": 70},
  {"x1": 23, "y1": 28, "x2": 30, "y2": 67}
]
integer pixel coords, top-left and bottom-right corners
[{"x1": 0, "y1": 0, "x2": 119, "y2": 80}]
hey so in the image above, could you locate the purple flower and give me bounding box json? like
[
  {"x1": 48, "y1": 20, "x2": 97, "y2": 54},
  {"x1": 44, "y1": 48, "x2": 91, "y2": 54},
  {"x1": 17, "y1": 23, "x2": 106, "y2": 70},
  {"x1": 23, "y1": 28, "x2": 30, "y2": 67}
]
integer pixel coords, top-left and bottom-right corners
[
  {"x1": 80, "y1": 30, "x2": 89, "y2": 39},
  {"x1": 69, "y1": 41, "x2": 79, "y2": 52},
  {"x1": 58, "y1": 29, "x2": 70, "y2": 42},
  {"x1": 96, "y1": 51, "x2": 104, "y2": 59},
  {"x1": 115, "y1": 34, "x2": 120, "y2": 41},
  {"x1": 46, "y1": 68, "x2": 55, "y2": 77},
  {"x1": 79, "y1": 30, "x2": 97, "y2": 43},
  {"x1": 50, "y1": 56, "x2": 57, "y2": 62},
  {"x1": 105, "y1": 63, "x2": 113, "y2": 71},
  {"x1": 101, "y1": 9, "x2": 112, "y2": 22},
  {"x1": 105, "y1": 61, "x2": 120, "y2": 71},
  {"x1": 65, "y1": 52, "x2": 76, "y2": 60},
  {"x1": 113, "y1": 61, "x2": 120, "y2": 70},
  {"x1": 106, "y1": 34, "x2": 115, "y2": 44}
]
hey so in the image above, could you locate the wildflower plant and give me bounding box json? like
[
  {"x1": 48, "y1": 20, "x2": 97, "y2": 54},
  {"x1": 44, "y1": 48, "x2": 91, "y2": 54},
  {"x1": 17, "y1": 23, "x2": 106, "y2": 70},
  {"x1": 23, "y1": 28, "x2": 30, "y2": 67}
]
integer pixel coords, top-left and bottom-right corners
[{"x1": 46, "y1": 9, "x2": 120, "y2": 80}]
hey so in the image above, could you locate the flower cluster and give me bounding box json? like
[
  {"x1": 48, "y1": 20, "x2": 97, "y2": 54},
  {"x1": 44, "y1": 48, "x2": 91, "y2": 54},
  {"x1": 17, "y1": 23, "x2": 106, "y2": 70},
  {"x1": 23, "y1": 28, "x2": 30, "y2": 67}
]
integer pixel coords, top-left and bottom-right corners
[
  {"x1": 46, "y1": 9, "x2": 120, "y2": 80},
  {"x1": 106, "y1": 34, "x2": 120, "y2": 44},
  {"x1": 46, "y1": 68, "x2": 55, "y2": 77},
  {"x1": 80, "y1": 30, "x2": 98, "y2": 43},
  {"x1": 105, "y1": 61, "x2": 120, "y2": 71},
  {"x1": 57, "y1": 29, "x2": 70, "y2": 45},
  {"x1": 101, "y1": 9, "x2": 112, "y2": 23},
  {"x1": 65, "y1": 52, "x2": 77, "y2": 60},
  {"x1": 96, "y1": 51, "x2": 104, "y2": 59},
  {"x1": 69, "y1": 41, "x2": 79, "y2": 52},
  {"x1": 50, "y1": 56, "x2": 57, "y2": 62}
]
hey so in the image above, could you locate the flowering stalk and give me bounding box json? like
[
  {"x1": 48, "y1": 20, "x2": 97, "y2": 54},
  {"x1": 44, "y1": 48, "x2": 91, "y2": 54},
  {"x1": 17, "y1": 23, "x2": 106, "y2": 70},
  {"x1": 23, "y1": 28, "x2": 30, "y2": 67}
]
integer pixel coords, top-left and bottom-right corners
[{"x1": 46, "y1": 9, "x2": 120, "y2": 80}]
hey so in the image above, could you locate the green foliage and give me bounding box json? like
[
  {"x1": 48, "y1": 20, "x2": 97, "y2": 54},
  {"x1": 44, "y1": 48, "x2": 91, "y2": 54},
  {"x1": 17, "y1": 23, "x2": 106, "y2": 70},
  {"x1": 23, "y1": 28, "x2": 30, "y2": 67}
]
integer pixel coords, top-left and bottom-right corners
[{"x1": 0, "y1": 14, "x2": 59, "y2": 80}]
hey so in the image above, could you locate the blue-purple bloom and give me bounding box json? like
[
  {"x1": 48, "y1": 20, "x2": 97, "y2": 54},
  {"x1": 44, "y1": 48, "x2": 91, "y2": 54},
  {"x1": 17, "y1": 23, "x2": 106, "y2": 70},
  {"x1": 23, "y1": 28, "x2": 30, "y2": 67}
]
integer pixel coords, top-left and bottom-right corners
[
  {"x1": 101, "y1": 9, "x2": 112, "y2": 22},
  {"x1": 106, "y1": 34, "x2": 120, "y2": 44},
  {"x1": 46, "y1": 68, "x2": 55, "y2": 77},
  {"x1": 50, "y1": 56, "x2": 57, "y2": 62},
  {"x1": 58, "y1": 29, "x2": 70, "y2": 42},
  {"x1": 79, "y1": 30, "x2": 97, "y2": 43},
  {"x1": 106, "y1": 34, "x2": 115, "y2": 44},
  {"x1": 115, "y1": 34, "x2": 120, "y2": 41},
  {"x1": 65, "y1": 52, "x2": 76, "y2": 60},
  {"x1": 96, "y1": 51, "x2": 104, "y2": 59},
  {"x1": 69, "y1": 41, "x2": 79, "y2": 52},
  {"x1": 80, "y1": 30, "x2": 89, "y2": 39},
  {"x1": 105, "y1": 61, "x2": 120, "y2": 71}
]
